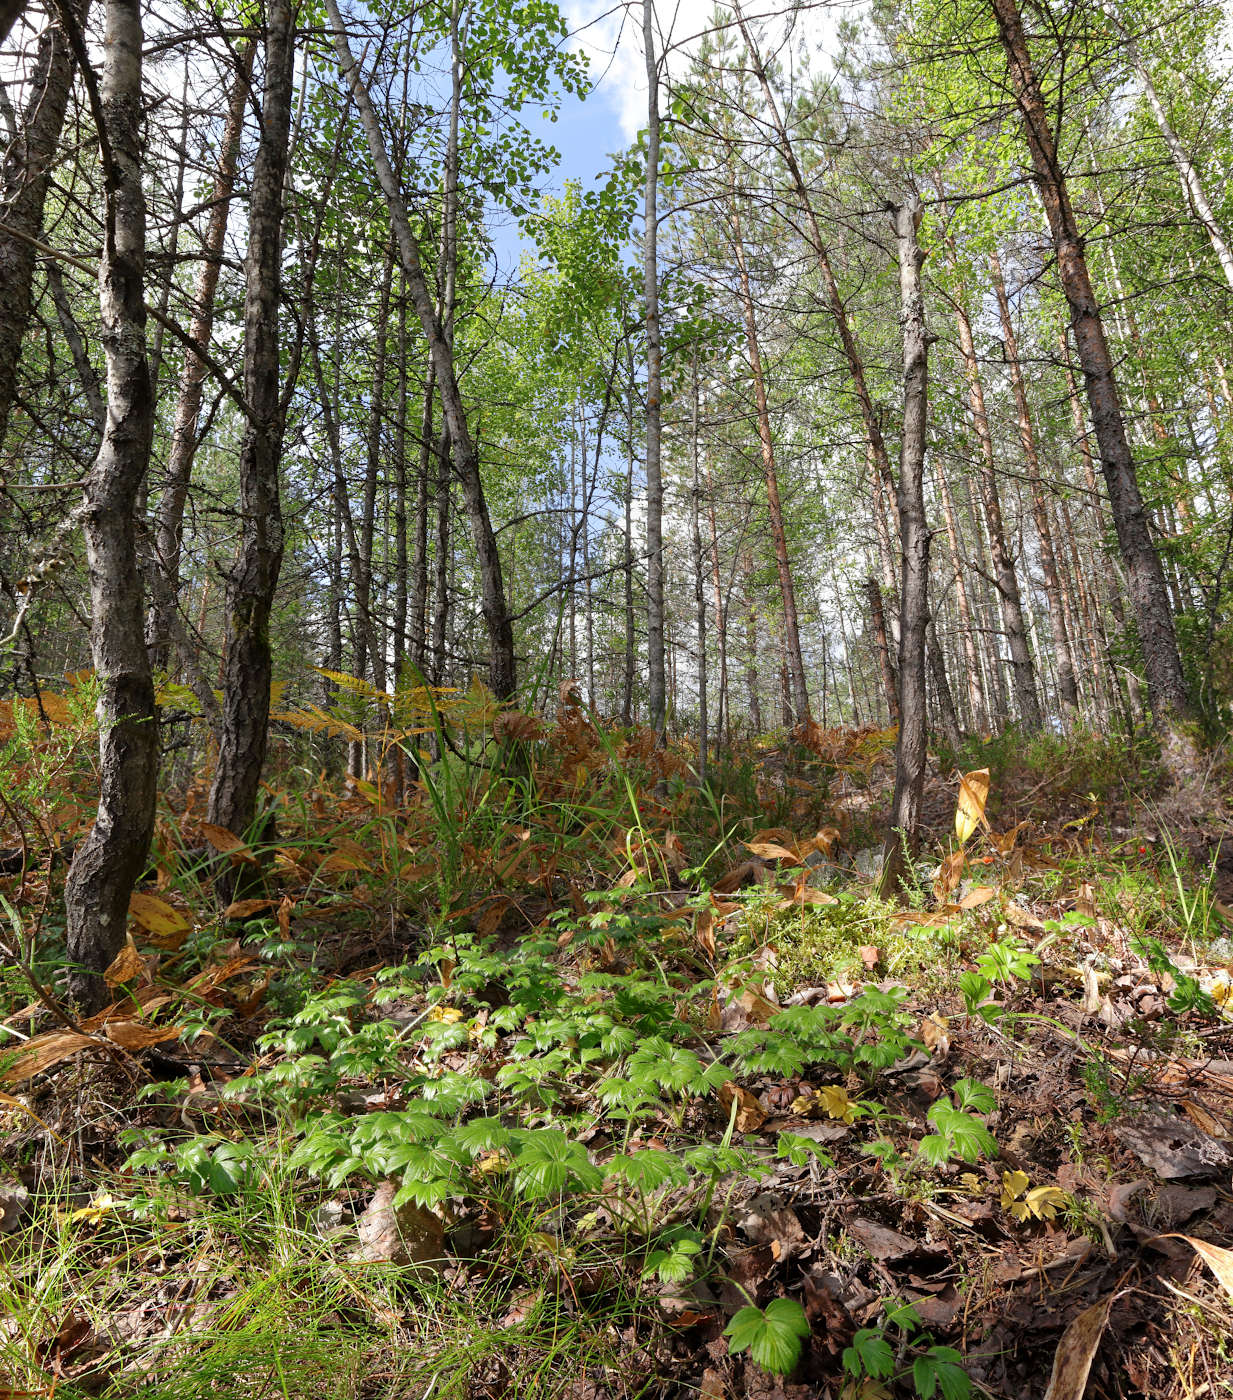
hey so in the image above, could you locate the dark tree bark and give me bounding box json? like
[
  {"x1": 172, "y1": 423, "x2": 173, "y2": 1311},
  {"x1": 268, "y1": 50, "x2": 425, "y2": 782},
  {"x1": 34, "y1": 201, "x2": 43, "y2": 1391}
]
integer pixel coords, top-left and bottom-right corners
[
  {"x1": 325, "y1": 0, "x2": 515, "y2": 698},
  {"x1": 0, "y1": 0, "x2": 27, "y2": 45},
  {"x1": 990, "y1": 0, "x2": 1190, "y2": 723},
  {"x1": 0, "y1": 0, "x2": 88, "y2": 449},
  {"x1": 879, "y1": 197, "x2": 932, "y2": 901},
  {"x1": 64, "y1": 0, "x2": 157, "y2": 1009},
  {"x1": 207, "y1": 0, "x2": 295, "y2": 839}
]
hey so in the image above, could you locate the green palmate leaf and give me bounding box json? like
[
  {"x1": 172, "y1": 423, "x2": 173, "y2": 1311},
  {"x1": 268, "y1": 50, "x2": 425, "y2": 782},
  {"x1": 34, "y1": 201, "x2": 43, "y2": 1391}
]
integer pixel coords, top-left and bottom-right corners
[
  {"x1": 843, "y1": 1327, "x2": 895, "y2": 1381},
  {"x1": 914, "y1": 1347, "x2": 971, "y2": 1400},
  {"x1": 724, "y1": 1298, "x2": 810, "y2": 1375}
]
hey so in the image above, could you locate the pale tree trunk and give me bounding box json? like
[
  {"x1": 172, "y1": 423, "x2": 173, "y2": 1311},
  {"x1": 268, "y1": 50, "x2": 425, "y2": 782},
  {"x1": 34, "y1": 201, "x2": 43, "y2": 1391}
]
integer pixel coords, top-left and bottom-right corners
[
  {"x1": 642, "y1": 0, "x2": 666, "y2": 738},
  {"x1": 948, "y1": 280, "x2": 1042, "y2": 729},
  {"x1": 879, "y1": 197, "x2": 932, "y2": 901},
  {"x1": 410, "y1": 364, "x2": 434, "y2": 673},
  {"x1": 1113, "y1": 15, "x2": 1233, "y2": 294},
  {"x1": 622, "y1": 362, "x2": 636, "y2": 725},
  {"x1": 730, "y1": 197, "x2": 810, "y2": 723},
  {"x1": 150, "y1": 38, "x2": 253, "y2": 661},
  {"x1": 990, "y1": 250, "x2": 1079, "y2": 719},
  {"x1": 64, "y1": 0, "x2": 157, "y2": 1009},
  {"x1": 991, "y1": 0, "x2": 1190, "y2": 723},
  {"x1": 325, "y1": 0, "x2": 515, "y2": 698},
  {"x1": 704, "y1": 460, "x2": 727, "y2": 747},
  {"x1": 208, "y1": 0, "x2": 295, "y2": 839},
  {"x1": 0, "y1": 0, "x2": 88, "y2": 449},
  {"x1": 933, "y1": 459, "x2": 986, "y2": 729}
]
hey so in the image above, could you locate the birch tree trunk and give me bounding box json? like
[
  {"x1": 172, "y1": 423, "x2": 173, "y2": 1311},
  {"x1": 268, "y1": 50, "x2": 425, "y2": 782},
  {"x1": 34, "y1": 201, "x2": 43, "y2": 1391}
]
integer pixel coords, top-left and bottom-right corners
[
  {"x1": 64, "y1": 0, "x2": 157, "y2": 1008},
  {"x1": 208, "y1": 0, "x2": 295, "y2": 839},
  {"x1": 879, "y1": 197, "x2": 932, "y2": 901}
]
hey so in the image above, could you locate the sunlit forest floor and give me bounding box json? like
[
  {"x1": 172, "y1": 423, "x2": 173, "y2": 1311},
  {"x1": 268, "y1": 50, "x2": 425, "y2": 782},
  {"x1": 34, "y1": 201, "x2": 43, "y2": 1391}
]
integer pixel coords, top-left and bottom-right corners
[{"x1": 2, "y1": 686, "x2": 1232, "y2": 1399}]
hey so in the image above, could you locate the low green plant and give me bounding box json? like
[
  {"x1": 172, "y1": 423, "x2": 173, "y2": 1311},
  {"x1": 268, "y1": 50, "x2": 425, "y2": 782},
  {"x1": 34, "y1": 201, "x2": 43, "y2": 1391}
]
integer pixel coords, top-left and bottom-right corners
[
  {"x1": 724, "y1": 1297, "x2": 811, "y2": 1375},
  {"x1": 842, "y1": 1299, "x2": 971, "y2": 1400}
]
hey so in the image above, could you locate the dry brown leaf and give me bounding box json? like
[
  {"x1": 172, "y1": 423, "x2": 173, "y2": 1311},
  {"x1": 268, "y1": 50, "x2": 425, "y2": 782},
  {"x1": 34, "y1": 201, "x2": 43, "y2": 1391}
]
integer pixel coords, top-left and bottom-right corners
[
  {"x1": 3, "y1": 1031, "x2": 92, "y2": 1083},
  {"x1": 718, "y1": 1081, "x2": 767, "y2": 1133},
  {"x1": 958, "y1": 885, "x2": 996, "y2": 909},
  {"x1": 353, "y1": 1180, "x2": 444, "y2": 1269},
  {"x1": 746, "y1": 840, "x2": 800, "y2": 864},
  {"x1": 104, "y1": 939, "x2": 147, "y2": 988},
  {"x1": 276, "y1": 894, "x2": 293, "y2": 939},
  {"x1": 222, "y1": 898, "x2": 278, "y2": 921},
  {"x1": 1154, "y1": 1234, "x2": 1233, "y2": 1303},
  {"x1": 199, "y1": 823, "x2": 258, "y2": 864},
  {"x1": 696, "y1": 908, "x2": 716, "y2": 961},
  {"x1": 934, "y1": 849, "x2": 964, "y2": 901},
  {"x1": 1042, "y1": 1295, "x2": 1112, "y2": 1400},
  {"x1": 103, "y1": 1020, "x2": 180, "y2": 1050},
  {"x1": 920, "y1": 1013, "x2": 950, "y2": 1055}
]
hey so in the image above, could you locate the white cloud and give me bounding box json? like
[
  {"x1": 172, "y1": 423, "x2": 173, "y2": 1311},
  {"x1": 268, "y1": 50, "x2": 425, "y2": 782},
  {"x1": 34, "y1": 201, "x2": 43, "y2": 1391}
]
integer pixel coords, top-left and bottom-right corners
[{"x1": 562, "y1": 0, "x2": 850, "y2": 144}]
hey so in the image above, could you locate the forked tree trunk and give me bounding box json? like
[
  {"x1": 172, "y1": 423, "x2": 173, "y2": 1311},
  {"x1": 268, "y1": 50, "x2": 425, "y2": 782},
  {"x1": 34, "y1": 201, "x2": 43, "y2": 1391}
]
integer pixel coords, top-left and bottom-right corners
[
  {"x1": 325, "y1": 0, "x2": 515, "y2": 698},
  {"x1": 208, "y1": 0, "x2": 295, "y2": 839},
  {"x1": 64, "y1": 0, "x2": 158, "y2": 1009},
  {"x1": 991, "y1": 0, "x2": 1190, "y2": 723},
  {"x1": 879, "y1": 197, "x2": 931, "y2": 901}
]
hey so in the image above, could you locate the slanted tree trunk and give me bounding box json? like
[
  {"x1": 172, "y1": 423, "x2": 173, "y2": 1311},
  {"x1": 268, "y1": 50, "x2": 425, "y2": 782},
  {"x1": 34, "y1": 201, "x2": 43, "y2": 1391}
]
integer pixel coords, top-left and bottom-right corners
[
  {"x1": 325, "y1": 0, "x2": 515, "y2": 698},
  {"x1": 991, "y1": 0, "x2": 1190, "y2": 724},
  {"x1": 990, "y1": 250, "x2": 1079, "y2": 719},
  {"x1": 0, "y1": 0, "x2": 27, "y2": 45},
  {"x1": 879, "y1": 197, "x2": 932, "y2": 901},
  {"x1": 207, "y1": 0, "x2": 295, "y2": 840},
  {"x1": 642, "y1": 0, "x2": 666, "y2": 739},
  {"x1": 0, "y1": 0, "x2": 88, "y2": 450},
  {"x1": 64, "y1": 0, "x2": 157, "y2": 1009}
]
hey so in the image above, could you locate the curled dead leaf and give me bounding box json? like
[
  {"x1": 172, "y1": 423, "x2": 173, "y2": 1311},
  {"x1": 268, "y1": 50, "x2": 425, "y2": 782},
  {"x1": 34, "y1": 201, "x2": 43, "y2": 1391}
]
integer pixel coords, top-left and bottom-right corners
[
  {"x1": 1042, "y1": 1296, "x2": 1111, "y2": 1400},
  {"x1": 718, "y1": 1081, "x2": 767, "y2": 1133}
]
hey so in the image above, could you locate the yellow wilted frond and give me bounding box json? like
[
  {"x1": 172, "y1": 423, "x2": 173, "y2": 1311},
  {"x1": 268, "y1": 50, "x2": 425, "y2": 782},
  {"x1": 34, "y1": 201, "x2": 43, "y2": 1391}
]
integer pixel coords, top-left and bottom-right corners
[
  {"x1": 271, "y1": 704, "x2": 364, "y2": 742},
  {"x1": 312, "y1": 667, "x2": 389, "y2": 703}
]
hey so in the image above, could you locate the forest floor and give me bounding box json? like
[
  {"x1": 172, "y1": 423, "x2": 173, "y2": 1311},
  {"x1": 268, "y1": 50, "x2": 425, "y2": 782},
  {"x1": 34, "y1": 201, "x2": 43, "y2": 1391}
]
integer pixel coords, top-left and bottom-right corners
[{"x1": 2, "y1": 689, "x2": 1233, "y2": 1400}]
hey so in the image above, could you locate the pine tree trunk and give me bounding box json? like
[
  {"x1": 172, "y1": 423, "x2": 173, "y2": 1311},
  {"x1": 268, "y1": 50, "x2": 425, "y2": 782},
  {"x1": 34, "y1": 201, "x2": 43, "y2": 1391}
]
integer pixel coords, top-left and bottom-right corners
[
  {"x1": 208, "y1": 0, "x2": 295, "y2": 839},
  {"x1": 64, "y1": 0, "x2": 157, "y2": 1009},
  {"x1": 990, "y1": 0, "x2": 1190, "y2": 723}
]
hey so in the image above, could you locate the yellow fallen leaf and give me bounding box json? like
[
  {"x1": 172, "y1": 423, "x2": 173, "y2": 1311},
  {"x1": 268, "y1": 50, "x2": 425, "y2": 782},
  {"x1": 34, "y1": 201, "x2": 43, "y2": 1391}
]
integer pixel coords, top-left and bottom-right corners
[
  {"x1": 955, "y1": 769, "x2": 991, "y2": 845},
  {"x1": 427, "y1": 1006, "x2": 464, "y2": 1024}
]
